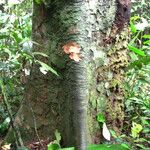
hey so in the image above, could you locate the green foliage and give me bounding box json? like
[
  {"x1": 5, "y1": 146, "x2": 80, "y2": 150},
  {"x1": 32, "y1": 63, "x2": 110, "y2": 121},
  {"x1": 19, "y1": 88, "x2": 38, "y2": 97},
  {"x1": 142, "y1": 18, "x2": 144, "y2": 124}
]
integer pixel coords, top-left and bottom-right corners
[
  {"x1": 47, "y1": 130, "x2": 61, "y2": 150},
  {"x1": 96, "y1": 113, "x2": 105, "y2": 123},
  {"x1": 87, "y1": 144, "x2": 129, "y2": 150},
  {"x1": 48, "y1": 143, "x2": 60, "y2": 150},
  {"x1": 51, "y1": 144, "x2": 129, "y2": 150},
  {"x1": 131, "y1": 122, "x2": 143, "y2": 138},
  {"x1": 0, "y1": 0, "x2": 33, "y2": 136},
  {"x1": 47, "y1": 130, "x2": 129, "y2": 150},
  {"x1": 128, "y1": 45, "x2": 146, "y2": 56},
  {"x1": 35, "y1": 0, "x2": 43, "y2": 4},
  {"x1": 128, "y1": 17, "x2": 150, "y2": 57},
  {"x1": 55, "y1": 130, "x2": 61, "y2": 143},
  {"x1": 124, "y1": 0, "x2": 150, "y2": 149},
  {"x1": 0, "y1": 0, "x2": 58, "y2": 143},
  {"x1": 0, "y1": 117, "x2": 10, "y2": 134},
  {"x1": 36, "y1": 60, "x2": 59, "y2": 76}
]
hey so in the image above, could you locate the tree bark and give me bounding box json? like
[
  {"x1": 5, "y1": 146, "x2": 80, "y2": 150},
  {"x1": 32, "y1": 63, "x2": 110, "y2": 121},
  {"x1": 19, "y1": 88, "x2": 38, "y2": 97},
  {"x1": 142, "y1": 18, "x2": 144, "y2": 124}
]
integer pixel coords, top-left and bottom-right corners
[{"x1": 6, "y1": 0, "x2": 130, "y2": 149}]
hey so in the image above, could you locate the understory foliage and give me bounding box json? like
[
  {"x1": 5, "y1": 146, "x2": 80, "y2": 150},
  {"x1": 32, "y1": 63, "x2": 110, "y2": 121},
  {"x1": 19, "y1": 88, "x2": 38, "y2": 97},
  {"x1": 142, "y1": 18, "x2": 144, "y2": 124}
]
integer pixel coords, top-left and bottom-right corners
[
  {"x1": 0, "y1": 0, "x2": 149, "y2": 150},
  {"x1": 0, "y1": 0, "x2": 32, "y2": 137},
  {"x1": 124, "y1": 0, "x2": 150, "y2": 149}
]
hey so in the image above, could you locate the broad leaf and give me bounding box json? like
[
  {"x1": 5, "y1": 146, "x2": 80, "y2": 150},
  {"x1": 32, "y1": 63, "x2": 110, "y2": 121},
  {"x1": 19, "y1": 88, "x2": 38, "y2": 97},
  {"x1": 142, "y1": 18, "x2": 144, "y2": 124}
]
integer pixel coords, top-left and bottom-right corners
[
  {"x1": 128, "y1": 45, "x2": 146, "y2": 56},
  {"x1": 60, "y1": 144, "x2": 130, "y2": 150},
  {"x1": 55, "y1": 130, "x2": 61, "y2": 143},
  {"x1": 143, "y1": 40, "x2": 150, "y2": 45},
  {"x1": 36, "y1": 60, "x2": 59, "y2": 76},
  {"x1": 143, "y1": 35, "x2": 150, "y2": 39},
  {"x1": 130, "y1": 21, "x2": 137, "y2": 33},
  {"x1": 47, "y1": 143, "x2": 60, "y2": 150},
  {"x1": 96, "y1": 113, "x2": 105, "y2": 123},
  {"x1": 128, "y1": 56, "x2": 150, "y2": 69}
]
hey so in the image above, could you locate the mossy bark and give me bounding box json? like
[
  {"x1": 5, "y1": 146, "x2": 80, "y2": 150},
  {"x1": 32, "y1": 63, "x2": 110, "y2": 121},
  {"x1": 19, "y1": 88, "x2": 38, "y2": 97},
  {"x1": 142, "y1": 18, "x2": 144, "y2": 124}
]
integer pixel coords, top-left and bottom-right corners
[{"x1": 5, "y1": 0, "x2": 130, "y2": 149}]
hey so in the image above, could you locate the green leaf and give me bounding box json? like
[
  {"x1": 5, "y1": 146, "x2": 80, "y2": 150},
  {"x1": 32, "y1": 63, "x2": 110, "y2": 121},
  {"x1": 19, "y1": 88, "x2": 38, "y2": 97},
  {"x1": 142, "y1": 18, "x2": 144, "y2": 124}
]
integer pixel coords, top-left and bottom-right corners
[
  {"x1": 88, "y1": 144, "x2": 130, "y2": 150},
  {"x1": 128, "y1": 45, "x2": 146, "y2": 56},
  {"x1": 138, "y1": 78, "x2": 150, "y2": 84},
  {"x1": 110, "y1": 130, "x2": 117, "y2": 138},
  {"x1": 131, "y1": 122, "x2": 143, "y2": 138},
  {"x1": 12, "y1": 32, "x2": 22, "y2": 43},
  {"x1": 3, "y1": 48, "x2": 12, "y2": 56},
  {"x1": 96, "y1": 113, "x2": 105, "y2": 123},
  {"x1": 143, "y1": 40, "x2": 150, "y2": 45},
  {"x1": 143, "y1": 35, "x2": 150, "y2": 39},
  {"x1": 33, "y1": 52, "x2": 49, "y2": 57},
  {"x1": 135, "y1": 144, "x2": 147, "y2": 150},
  {"x1": 55, "y1": 130, "x2": 61, "y2": 143},
  {"x1": 61, "y1": 144, "x2": 130, "y2": 150},
  {"x1": 130, "y1": 21, "x2": 137, "y2": 33},
  {"x1": 0, "y1": 117, "x2": 10, "y2": 133},
  {"x1": 47, "y1": 143, "x2": 60, "y2": 150},
  {"x1": 0, "y1": 35, "x2": 9, "y2": 39},
  {"x1": 36, "y1": 60, "x2": 59, "y2": 76},
  {"x1": 129, "y1": 52, "x2": 138, "y2": 61},
  {"x1": 121, "y1": 144, "x2": 130, "y2": 149},
  {"x1": 127, "y1": 56, "x2": 150, "y2": 69}
]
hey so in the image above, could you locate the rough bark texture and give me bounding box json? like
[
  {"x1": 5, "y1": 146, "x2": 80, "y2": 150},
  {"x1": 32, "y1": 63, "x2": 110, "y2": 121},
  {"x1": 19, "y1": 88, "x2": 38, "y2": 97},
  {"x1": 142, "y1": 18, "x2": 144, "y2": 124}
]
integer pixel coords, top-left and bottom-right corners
[{"x1": 6, "y1": 0, "x2": 130, "y2": 149}]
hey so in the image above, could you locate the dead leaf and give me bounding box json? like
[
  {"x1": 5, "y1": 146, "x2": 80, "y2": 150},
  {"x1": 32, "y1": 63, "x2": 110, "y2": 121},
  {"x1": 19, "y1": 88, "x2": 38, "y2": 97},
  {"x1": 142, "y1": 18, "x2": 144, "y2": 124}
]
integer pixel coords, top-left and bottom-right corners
[
  {"x1": 102, "y1": 123, "x2": 111, "y2": 141},
  {"x1": 1, "y1": 144, "x2": 11, "y2": 150}
]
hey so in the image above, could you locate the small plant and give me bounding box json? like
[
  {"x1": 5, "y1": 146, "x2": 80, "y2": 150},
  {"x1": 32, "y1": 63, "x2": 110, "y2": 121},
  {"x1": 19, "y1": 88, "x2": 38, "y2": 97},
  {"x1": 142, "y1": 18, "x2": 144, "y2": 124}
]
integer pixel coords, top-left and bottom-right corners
[
  {"x1": 96, "y1": 113, "x2": 111, "y2": 141},
  {"x1": 47, "y1": 130, "x2": 61, "y2": 150},
  {"x1": 131, "y1": 122, "x2": 143, "y2": 138}
]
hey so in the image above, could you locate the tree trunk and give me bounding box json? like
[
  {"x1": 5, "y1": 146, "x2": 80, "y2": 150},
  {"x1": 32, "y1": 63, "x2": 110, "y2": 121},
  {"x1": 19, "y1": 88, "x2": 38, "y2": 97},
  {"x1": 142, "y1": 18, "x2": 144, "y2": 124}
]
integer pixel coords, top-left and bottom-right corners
[{"x1": 6, "y1": 0, "x2": 130, "y2": 149}]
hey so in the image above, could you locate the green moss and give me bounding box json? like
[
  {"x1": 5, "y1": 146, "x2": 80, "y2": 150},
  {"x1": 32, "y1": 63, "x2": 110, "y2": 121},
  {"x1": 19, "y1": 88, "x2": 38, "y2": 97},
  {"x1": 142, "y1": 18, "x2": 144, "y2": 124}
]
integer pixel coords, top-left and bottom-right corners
[
  {"x1": 89, "y1": 90, "x2": 97, "y2": 108},
  {"x1": 96, "y1": 97, "x2": 106, "y2": 112},
  {"x1": 87, "y1": 111, "x2": 100, "y2": 143},
  {"x1": 51, "y1": 54, "x2": 67, "y2": 69},
  {"x1": 59, "y1": 9, "x2": 78, "y2": 27},
  {"x1": 87, "y1": 64, "x2": 94, "y2": 86}
]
